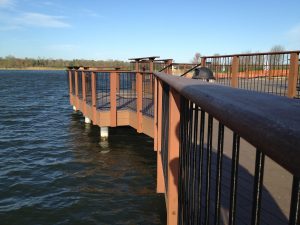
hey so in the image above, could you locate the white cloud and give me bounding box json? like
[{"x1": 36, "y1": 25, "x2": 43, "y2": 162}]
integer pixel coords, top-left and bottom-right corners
[
  {"x1": 82, "y1": 9, "x2": 101, "y2": 18},
  {"x1": 14, "y1": 13, "x2": 71, "y2": 28},
  {"x1": 0, "y1": 0, "x2": 14, "y2": 8}
]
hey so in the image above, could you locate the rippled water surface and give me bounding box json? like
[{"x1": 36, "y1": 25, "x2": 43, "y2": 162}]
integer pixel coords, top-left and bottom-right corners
[{"x1": 0, "y1": 70, "x2": 165, "y2": 225}]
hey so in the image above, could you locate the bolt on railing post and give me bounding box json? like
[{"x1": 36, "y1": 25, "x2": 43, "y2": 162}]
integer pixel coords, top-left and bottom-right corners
[
  {"x1": 167, "y1": 87, "x2": 180, "y2": 225},
  {"x1": 231, "y1": 56, "x2": 239, "y2": 88},
  {"x1": 110, "y1": 72, "x2": 117, "y2": 127},
  {"x1": 91, "y1": 71, "x2": 97, "y2": 124},
  {"x1": 136, "y1": 72, "x2": 143, "y2": 133},
  {"x1": 287, "y1": 53, "x2": 299, "y2": 98}
]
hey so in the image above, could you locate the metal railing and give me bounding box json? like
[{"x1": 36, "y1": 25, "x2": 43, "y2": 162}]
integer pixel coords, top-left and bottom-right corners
[
  {"x1": 142, "y1": 73, "x2": 154, "y2": 117},
  {"x1": 202, "y1": 51, "x2": 300, "y2": 98},
  {"x1": 67, "y1": 51, "x2": 300, "y2": 225},
  {"x1": 118, "y1": 72, "x2": 136, "y2": 111},
  {"x1": 96, "y1": 72, "x2": 110, "y2": 110},
  {"x1": 77, "y1": 71, "x2": 83, "y2": 99},
  {"x1": 85, "y1": 71, "x2": 92, "y2": 106},
  {"x1": 154, "y1": 72, "x2": 300, "y2": 225}
]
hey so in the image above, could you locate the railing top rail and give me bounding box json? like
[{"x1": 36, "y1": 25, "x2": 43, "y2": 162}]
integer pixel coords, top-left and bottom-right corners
[
  {"x1": 128, "y1": 56, "x2": 160, "y2": 61},
  {"x1": 202, "y1": 50, "x2": 300, "y2": 58},
  {"x1": 154, "y1": 72, "x2": 300, "y2": 177},
  {"x1": 172, "y1": 63, "x2": 199, "y2": 66},
  {"x1": 180, "y1": 63, "x2": 201, "y2": 77},
  {"x1": 67, "y1": 69, "x2": 133, "y2": 73}
]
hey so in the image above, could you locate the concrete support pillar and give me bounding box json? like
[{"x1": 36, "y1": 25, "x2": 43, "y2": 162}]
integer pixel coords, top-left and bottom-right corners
[
  {"x1": 100, "y1": 127, "x2": 109, "y2": 141},
  {"x1": 85, "y1": 117, "x2": 91, "y2": 124}
]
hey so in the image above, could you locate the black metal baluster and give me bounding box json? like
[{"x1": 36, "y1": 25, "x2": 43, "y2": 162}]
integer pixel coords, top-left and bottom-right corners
[
  {"x1": 251, "y1": 149, "x2": 265, "y2": 225},
  {"x1": 178, "y1": 96, "x2": 187, "y2": 225},
  {"x1": 204, "y1": 115, "x2": 213, "y2": 225},
  {"x1": 197, "y1": 109, "x2": 205, "y2": 224},
  {"x1": 229, "y1": 133, "x2": 240, "y2": 225},
  {"x1": 187, "y1": 101, "x2": 194, "y2": 225},
  {"x1": 214, "y1": 123, "x2": 224, "y2": 225},
  {"x1": 183, "y1": 99, "x2": 190, "y2": 225},
  {"x1": 289, "y1": 176, "x2": 300, "y2": 225},
  {"x1": 192, "y1": 106, "x2": 199, "y2": 223}
]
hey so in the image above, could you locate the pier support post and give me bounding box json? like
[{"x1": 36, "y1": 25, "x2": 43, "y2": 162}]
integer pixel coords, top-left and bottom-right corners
[{"x1": 100, "y1": 127, "x2": 109, "y2": 142}]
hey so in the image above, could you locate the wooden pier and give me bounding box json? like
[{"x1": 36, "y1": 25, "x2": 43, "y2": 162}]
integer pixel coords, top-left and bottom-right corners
[{"x1": 68, "y1": 52, "x2": 300, "y2": 225}]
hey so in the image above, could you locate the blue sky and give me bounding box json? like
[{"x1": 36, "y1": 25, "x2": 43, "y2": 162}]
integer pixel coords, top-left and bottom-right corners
[{"x1": 0, "y1": 0, "x2": 299, "y2": 62}]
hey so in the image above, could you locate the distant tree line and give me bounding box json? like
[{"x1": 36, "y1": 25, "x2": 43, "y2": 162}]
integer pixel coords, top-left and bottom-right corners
[{"x1": 0, "y1": 55, "x2": 131, "y2": 69}]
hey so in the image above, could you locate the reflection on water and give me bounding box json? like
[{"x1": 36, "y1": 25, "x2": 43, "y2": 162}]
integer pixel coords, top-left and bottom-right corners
[{"x1": 0, "y1": 70, "x2": 165, "y2": 225}]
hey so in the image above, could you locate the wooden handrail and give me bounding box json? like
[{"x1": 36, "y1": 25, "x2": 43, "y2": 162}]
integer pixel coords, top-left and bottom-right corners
[{"x1": 154, "y1": 72, "x2": 300, "y2": 177}]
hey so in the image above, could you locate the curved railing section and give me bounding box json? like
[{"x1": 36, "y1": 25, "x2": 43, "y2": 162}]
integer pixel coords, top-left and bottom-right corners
[{"x1": 154, "y1": 72, "x2": 300, "y2": 225}]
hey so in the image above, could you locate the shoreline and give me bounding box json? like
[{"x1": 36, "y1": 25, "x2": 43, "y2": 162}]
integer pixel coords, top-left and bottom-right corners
[{"x1": 0, "y1": 67, "x2": 65, "y2": 71}]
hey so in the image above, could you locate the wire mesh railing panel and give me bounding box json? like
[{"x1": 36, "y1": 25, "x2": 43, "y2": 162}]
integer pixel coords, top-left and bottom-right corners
[
  {"x1": 206, "y1": 57, "x2": 232, "y2": 86},
  {"x1": 154, "y1": 62, "x2": 166, "y2": 72},
  {"x1": 117, "y1": 72, "x2": 136, "y2": 111},
  {"x1": 96, "y1": 72, "x2": 110, "y2": 110},
  {"x1": 139, "y1": 62, "x2": 150, "y2": 72},
  {"x1": 161, "y1": 82, "x2": 170, "y2": 193},
  {"x1": 177, "y1": 96, "x2": 298, "y2": 225},
  {"x1": 238, "y1": 53, "x2": 290, "y2": 96},
  {"x1": 85, "y1": 71, "x2": 92, "y2": 106},
  {"x1": 77, "y1": 71, "x2": 83, "y2": 99},
  {"x1": 71, "y1": 70, "x2": 75, "y2": 95},
  {"x1": 142, "y1": 73, "x2": 154, "y2": 117}
]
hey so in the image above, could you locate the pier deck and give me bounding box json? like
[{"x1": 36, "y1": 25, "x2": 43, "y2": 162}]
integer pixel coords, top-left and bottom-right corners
[{"x1": 68, "y1": 51, "x2": 300, "y2": 225}]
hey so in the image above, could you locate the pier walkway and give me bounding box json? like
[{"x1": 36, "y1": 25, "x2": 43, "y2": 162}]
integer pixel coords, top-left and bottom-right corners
[{"x1": 67, "y1": 52, "x2": 300, "y2": 225}]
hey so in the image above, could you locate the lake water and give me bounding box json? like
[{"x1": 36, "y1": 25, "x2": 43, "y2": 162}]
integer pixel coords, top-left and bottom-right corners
[{"x1": 0, "y1": 70, "x2": 166, "y2": 225}]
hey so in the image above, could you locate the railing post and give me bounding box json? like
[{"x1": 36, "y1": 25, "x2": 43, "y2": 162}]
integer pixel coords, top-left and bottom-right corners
[
  {"x1": 136, "y1": 72, "x2": 143, "y2": 133},
  {"x1": 82, "y1": 71, "x2": 86, "y2": 114},
  {"x1": 91, "y1": 72, "x2": 97, "y2": 124},
  {"x1": 166, "y1": 59, "x2": 173, "y2": 75},
  {"x1": 167, "y1": 87, "x2": 180, "y2": 225},
  {"x1": 154, "y1": 77, "x2": 158, "y2": 151},
  {"x1": 287, "y1": 53, "x2": 299, "y2": 98},
  {"x1": 75, "y1": 70, "x2": 79, "y2": 108},
  {"x1": 68, "y1": 70, "x2": 72, "y2": 95},
  {"x1": 231, "y1": 56, "x2": 239, "y2": 88},
  {"x1": 201, "y1": 57, "x2": 206, "y2": 67},
  {"x1": 135, "y1": 60, "x2": 139, "y2": 72},
  {"x1": 68, "y1": 70, "x2": 72, "y2": 104},
  {"x1": 156, "y1": 79, "x2": 164, "y2": 193},
  {"x1": 110, "y1": 72, "x2": 117, "y2": 127},
  {"x1": 116, "y1": 70, "x2": 120, "y2": 93}
]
